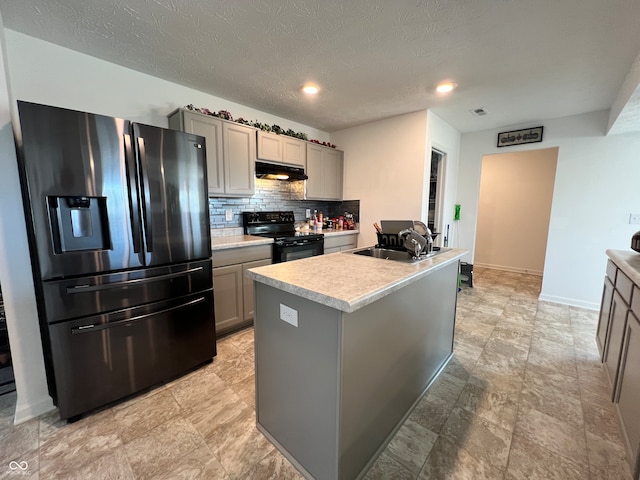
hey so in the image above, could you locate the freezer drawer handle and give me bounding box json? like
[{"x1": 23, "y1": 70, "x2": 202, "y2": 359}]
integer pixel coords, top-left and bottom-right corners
[
  {"x1": 66, "y1": 266, "x2": 204, "y2": 294},
  {"x1": 71, "y1": 296, "x2": 206, "y2": 334}
]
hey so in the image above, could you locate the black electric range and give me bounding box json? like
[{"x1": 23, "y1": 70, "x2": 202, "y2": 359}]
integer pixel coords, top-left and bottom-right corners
[{"x1": 242, "y1": 211, "x2": 324, "y2": 263}]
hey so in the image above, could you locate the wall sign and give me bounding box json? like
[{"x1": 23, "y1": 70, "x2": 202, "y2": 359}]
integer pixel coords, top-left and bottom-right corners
[{"x1": 497, "y1": 126, "x2": 543, "y2": 147}]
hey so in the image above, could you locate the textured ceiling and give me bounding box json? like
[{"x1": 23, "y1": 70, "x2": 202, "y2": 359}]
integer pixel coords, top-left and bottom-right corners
[{"x1": 1, "y1": 0, "x2": 640, "y2": 133}]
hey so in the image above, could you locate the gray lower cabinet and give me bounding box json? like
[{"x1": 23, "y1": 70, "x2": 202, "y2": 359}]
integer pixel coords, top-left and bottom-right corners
[
  {"x1": 212, "y1": 264, "x2": 243, "y2": 335},
  {"x1": 598, "y1": 257, "x2": 640, "y2": 478},
  {"x1": 213, "y1": 245, "x2": 271, "y2": 337},
  {"x1": 243, "y1": 259, "x2": 272, "y2": 321},
  {"x1": 616, "y1": 308, "x2": 640, "y2": 479},
  {"x1": 323, "y1": 233, "x2": 358, "y2": 254},
  {"x1": 604, "y1": 289, "x2": 629, "y2": 396},
  {"x1": 597, "y1": 275, "x2": 614, "y2": 358}
]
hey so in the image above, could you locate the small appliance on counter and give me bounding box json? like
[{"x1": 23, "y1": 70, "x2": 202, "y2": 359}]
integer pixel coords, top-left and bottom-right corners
[
  {"x1": 632, "y1": 231, "x2": 640, "y2": 253},
  {"x1": 243, "y1": 211, "x2": 324, "y2": 263}
]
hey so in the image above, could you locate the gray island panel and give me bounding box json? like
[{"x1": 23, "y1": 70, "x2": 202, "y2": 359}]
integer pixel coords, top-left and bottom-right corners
[{"x1": 251, "y1": 252, "x2": 462, "y2": 480}]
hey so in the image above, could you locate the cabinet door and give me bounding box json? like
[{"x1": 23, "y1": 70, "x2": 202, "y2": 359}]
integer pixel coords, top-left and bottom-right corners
[
  {"x1": 283, "y1": 137, "x2": 306, "y2": 168},
  {"x1": 597, "y1": 276, "x2": 615, "y2": 359},
  {"x1": 306, "y1": 144, "x2": 324, "y2": 199},
  {"x1": 323, "y1": 148, "x2": 343, "y2": 200},
  {"x1": 615, "y1": 310, "x2": 640, "y2": 471},
  {"x1": 213, "y1": 264, "x2": 243, "y2": 336},
  {"x1": 257, "y1": 131, "x2": 283, "y2": 162},
  {"x1": 305, "y1": 144, "x2": 343, "y2": 200},
  {"x1": 242, "y1": 259, "x2": 272, "y2": 322},
  {"x1": 223, "y1": 122, "x2": 255, "y2": 196},
  {"x1": 182, "y1": 112, "x2": 224, "y2": 195},
  {"x1": 604, "y1": 289, "x2": 629, "y2": 397}
]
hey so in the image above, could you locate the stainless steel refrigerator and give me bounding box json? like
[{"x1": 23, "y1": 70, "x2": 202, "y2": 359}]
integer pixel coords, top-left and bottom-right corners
[{"x1": 16, "y1": 101, "x2": 215, "y2": 421}]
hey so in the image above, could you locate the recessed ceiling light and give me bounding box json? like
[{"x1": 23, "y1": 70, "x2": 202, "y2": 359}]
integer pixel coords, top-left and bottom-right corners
[
  {"x1": 302, "y1": 85, "x2": 319, "y2": 95},
  {"x1": 436, "y1": 82, "x2": 456, "y2": 93}
]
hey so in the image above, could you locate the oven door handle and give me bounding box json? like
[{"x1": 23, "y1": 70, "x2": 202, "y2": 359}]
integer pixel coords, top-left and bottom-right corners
[{"x1": 284, "y1": 239, "x2": 324, "y2": 247}]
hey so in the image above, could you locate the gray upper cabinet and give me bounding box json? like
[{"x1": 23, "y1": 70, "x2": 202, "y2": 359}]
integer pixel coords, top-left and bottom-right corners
[
  {"x1": 168, "y1": 109, "x2": 255, "y2": 197},
  {"x1": 223, "y1": 122, "x2": 256, "y2": 196},
  {"x1": 257, "y1": 130, "x2": 306, "y2": 168},
  {"x1": 306, "y1": 143, "x2": 343, "y2": 200},
  {"x1": 283, "y1": 136, "x2": 306, "y2": 168}
]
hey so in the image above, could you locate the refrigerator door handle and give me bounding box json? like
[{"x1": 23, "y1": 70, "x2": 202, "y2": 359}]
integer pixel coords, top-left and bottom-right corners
[
  {"x1": 65, "y1": 266, "x2": 205, "y2": 294},
  {"x1": 124, "y1": 133, "x2": 143, "y2": 254},
  {"x1": 136, "y1": 136, "x2": 154, "y2": 252},
  {"x1": 70, "y1": 296, "x2": 206, "y2": 334}
]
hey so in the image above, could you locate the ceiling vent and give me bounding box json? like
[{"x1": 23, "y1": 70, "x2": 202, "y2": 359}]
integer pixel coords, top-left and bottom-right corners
[{"x1": 470, "y1": 107, "x2": 488, "y2": 117}]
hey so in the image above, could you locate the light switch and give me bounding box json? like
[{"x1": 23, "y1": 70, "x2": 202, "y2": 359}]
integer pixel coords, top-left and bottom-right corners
[{"x1": 225, "y1": 209, "x2": 233, "y2": 221}]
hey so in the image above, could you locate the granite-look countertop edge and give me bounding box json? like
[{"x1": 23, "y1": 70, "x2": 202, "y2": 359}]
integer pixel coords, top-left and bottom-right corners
[
  {"x1": 606, "y1": 249, "x2": 640, "y2": 285},
  {"x1": 211, "y1": 235, "x2": 273, "y2": 251},
  {"x1": 246, "y1": 248, "x2": 467, "y2": 313}
]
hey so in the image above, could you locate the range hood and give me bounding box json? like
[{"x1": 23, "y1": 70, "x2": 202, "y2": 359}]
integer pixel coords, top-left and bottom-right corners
[{"x1": 255, "y1": 161, "x2": 308, "y2": 181}]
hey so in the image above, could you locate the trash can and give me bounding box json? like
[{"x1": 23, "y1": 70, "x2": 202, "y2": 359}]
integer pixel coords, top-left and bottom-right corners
[{"x1": 460, "y1": 262, "x2": 473, "y2": 287}]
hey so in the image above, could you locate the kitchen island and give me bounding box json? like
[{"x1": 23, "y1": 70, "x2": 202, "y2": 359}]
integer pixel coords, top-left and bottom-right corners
[{"x1": 246, "y1": 247, "x2": 466, "y2": 480}]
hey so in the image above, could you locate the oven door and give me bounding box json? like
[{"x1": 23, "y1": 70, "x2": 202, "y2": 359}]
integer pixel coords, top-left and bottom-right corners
[{"x1": 274, "y1": 238, "x2": 324, "y2": 263}]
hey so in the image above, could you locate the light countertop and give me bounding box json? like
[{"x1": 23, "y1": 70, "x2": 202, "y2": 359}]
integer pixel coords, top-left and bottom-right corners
[
  {"x1": 303, "y1": 228, "x2": 359, "y2": 237},
  {"x1": 246, "y1": 247, "x2": 466, "y2": 313},
  {"x1": 210, "y1": 229, "x2": 358, "y2": 251},
  {"x1": 211, "y1": 235, "x2": 273, "y2": 251},
  {"x1": 607, "y1": 249, "x2": 640, "y2": 285}
]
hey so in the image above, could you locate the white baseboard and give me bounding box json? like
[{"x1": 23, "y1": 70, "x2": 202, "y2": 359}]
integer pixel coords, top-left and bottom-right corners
[
  {"x1": 538, "y1": 293, "x2": 599, "y2": 311},
  {"x1": 474, "y1": 262, "x2": 543, "y2": 276},
  {"x1": 13, "y1": 396, "x2": 55, "y2": 424}
]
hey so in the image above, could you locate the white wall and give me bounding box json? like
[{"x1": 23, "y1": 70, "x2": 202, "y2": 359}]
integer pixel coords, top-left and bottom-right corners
[
  {"x1": 0, "y1": 18, "x2": 54, "y2": 423},
  {"x1": 5, "y1": 30, "x2": 330, "y2": 141},
  {"x1": 332, "y1": 110, "x2": 461, "y2": 249},
  {"x1": 332, "y1": 111, "x2": 428, "y2": 248},
  {"x1": 425, "y1": 111, "x2": 461, "y2": 247},
  {"x1": 457, "y1": 111, "x2": 640, "y2": 309},
  {"x1": 475, "y1": 148, "x2": 558, "y2": 275},
  {"x1": 1, "y1": 29, "x2": 332, "y2": 423}
]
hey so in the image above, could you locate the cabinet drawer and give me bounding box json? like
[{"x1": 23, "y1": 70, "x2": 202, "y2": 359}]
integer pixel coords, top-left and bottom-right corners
[
  {"x1": 606, "y1": 259, "x2": 618, "y2": 282},
  {"x1": 616, "y1": 270, "x2": 634, "y2": 305},
  {"x1": 632, "y1": 285, "x2": 640, "y2": 317},
  {"x1": 324, "y1": 234, "x2": 358, "y2": 250},
  {"x1": 213, "y1": 245, "x2": 272, "y2": 268}
]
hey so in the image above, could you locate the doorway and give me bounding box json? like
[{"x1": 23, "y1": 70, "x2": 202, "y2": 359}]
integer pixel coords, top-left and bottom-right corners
[
  {"x1": 428, "y1": 149, "x2": 446, "y2": 244},
  {"x1": 475, "y1": 147, "x2": 558, "y2": 275}
]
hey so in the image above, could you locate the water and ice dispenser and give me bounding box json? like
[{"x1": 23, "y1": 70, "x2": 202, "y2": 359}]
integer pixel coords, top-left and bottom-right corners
[{"x1": 47, "y1": 195, "x2": 110, "y2": 253}]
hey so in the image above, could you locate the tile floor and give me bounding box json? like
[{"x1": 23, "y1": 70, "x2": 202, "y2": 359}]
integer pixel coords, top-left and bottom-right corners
[{"x1": 0, "y1": 267, "x2": 634, "y2": 479}]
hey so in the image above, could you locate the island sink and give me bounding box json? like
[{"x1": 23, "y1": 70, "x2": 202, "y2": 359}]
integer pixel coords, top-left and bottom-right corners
[{"x1": 349, "y1": 246, "x2": 450, "y2": 262}]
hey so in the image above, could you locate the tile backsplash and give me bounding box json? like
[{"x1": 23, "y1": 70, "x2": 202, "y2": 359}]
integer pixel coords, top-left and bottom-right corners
[{"x1": 209, "y1": 179, "x2": 359, "y2": 229}]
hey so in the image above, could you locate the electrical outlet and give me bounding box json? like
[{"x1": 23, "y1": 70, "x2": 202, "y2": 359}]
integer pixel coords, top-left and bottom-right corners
[
  {"x1": 280, "y1": 304, "x2": 298, "y2": 327},
  {"x1": 630, "y1": 214, "x2": 640, "y2": 225},
  {"x1": 225, "y1": 209, "x2": 233, "y2": 221},
  {"x1": 305, "y1": 209, "x2": 311, "y2": 218}
]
